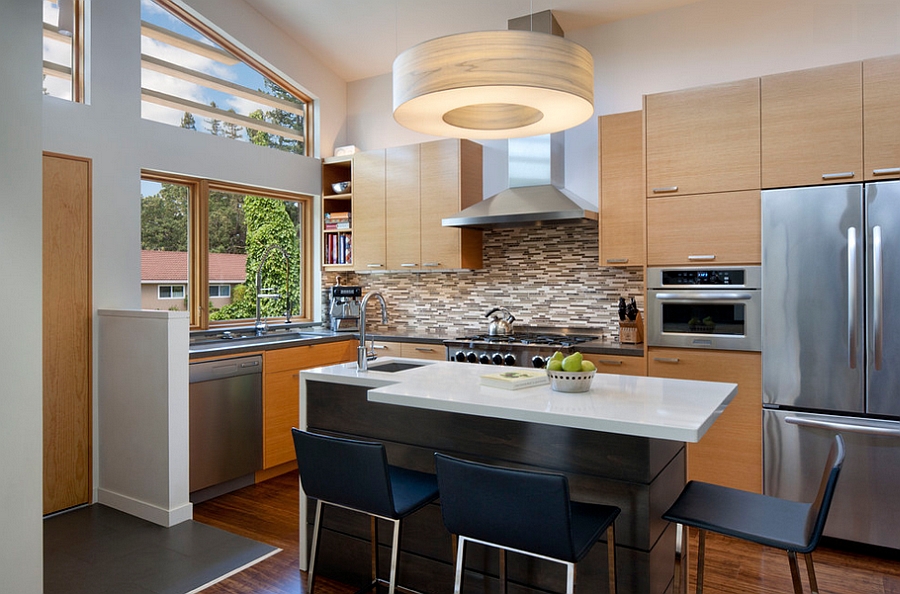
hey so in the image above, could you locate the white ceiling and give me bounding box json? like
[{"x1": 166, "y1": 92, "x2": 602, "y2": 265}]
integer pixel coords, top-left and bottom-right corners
[{"x1": 242, "y1": 0, "x2": 706, "y2": 82}]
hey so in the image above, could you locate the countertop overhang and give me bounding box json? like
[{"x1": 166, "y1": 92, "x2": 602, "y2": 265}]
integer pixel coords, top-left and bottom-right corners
[{"x1": 300, "y1": 358, "x2": 736, "y2": 443}]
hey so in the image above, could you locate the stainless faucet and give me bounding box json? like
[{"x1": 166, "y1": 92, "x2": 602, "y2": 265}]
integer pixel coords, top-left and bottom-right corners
[
  {"x1": 255, "y1": 244, "x2": 292, "y2": 336},
  {"x1": 357, "y1": 291, "x2": 388, "y2": 371}
]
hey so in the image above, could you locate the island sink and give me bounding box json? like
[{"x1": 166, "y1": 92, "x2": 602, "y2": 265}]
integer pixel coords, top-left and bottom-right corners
[{"x1": 365, "y1": 361, "x2": 427, "y2": 373}]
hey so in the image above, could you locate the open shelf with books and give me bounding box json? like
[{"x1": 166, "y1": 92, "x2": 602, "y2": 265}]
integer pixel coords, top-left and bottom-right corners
[{"x1": 322, "y1": 156, "x2": 353, "y2": 269}]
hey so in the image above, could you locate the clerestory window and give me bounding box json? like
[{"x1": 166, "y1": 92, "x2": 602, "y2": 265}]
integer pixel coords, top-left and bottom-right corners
[{"x1": 42, "y1": 0, "x2": 85, "y2": 102}]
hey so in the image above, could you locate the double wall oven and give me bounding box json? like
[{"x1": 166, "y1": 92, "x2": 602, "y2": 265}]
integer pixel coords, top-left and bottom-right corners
[{"x1": 444, "y1": 330, "x2": 602, "y2": 368}]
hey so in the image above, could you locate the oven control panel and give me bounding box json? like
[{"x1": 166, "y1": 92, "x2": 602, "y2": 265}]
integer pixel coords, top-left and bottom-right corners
[{"x1": 660, "y1": 268, "x2": 745, "y2": 285}]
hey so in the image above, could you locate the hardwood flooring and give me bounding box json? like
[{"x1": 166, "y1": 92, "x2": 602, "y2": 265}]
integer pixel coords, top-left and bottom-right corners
[{"x1": 194, "y1": 471, "x2": 900, "y2": 594}]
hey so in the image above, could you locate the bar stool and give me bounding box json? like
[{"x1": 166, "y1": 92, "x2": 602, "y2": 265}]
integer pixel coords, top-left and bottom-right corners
[
  {"x1": 292, "y1": 429, "x2": 439, "y2": 594},
  {"x1": 663, "y1": 433, "x2": 845, "y2": 594},
  {"x1": 434, "y1": 452, "x2": 620, "y2": 594}
]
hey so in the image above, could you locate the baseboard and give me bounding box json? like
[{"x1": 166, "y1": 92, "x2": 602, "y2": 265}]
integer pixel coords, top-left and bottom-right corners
[
  {"x1": 98, "y1": 488, "x2": 193, "y2": 527},
  {"x1": 255, "y1": 460, "x2": 297, "y2": 483}
]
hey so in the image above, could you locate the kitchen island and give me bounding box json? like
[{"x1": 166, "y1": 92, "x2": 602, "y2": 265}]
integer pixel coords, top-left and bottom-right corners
[{"x1": 299, "y1": 359, "x2": 737, "y2": 594}]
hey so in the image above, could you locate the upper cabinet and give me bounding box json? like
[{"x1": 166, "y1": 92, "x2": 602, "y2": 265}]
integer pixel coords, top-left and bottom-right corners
[
  {"x1": 352, "y1": 139, "x2": 483, "y2": 272},
  {"x1": 598, "y1": 111, "x2": 645, "y2": 267},
  {"x1": 863, "y1": 54, "x2": 900, "y2": 181},
  {"x1": 645, "y1": 78, "x2": 760, "y2": 197},
  {"x1": 321, "y1": 157, "x2": 353, "y2": 269},
  {"x1": 761, "y1": 61, "x2": 863, "y2": 188}
]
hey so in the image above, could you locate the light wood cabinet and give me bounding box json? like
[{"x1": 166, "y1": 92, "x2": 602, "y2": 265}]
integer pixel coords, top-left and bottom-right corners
[
  {"x1": 352, "y1": 150, "x2": 387, "y2": 270},
  {"x1": 598, "y1": 111, "x2": 645, "y2": 266},
  {"x1": 262, "y1": 341, "x2": 356, "y2": 469},
  {"x1": 863, "y1": 54, "x2": 900, "y2": 181},
  {"x1": 386, "y1": 144, "x2": 421, "y2": 270},
  {"x1": 401, "y1": 341, "x2": 446, "y2": 360},
  {"x1": 761, "y1": 61, "x2": 863, "y2": 188},
  {"x1": 322, "y1": 157, "x2": 353, "y2": 268},
  {"x1": 648, "y1": 347, "x2": 761, "y2": 493},
  {"x1": 583, "y1": 353, "x2": 645, "y2": 376},
  {"x1": 645, "y1": 78, "x2": 760, "y2": 197},
  {"x1": 647, "y1": 190, "x2": 761, "y2": 265}
]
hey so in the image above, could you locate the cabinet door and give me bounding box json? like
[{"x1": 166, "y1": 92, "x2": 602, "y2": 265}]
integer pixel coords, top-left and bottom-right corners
[
  {"x1": 386, "y1": 144, "x2": 421, "y2": 270},
  {"x1": 648, "y1": 348, "x2": 761, "y2": 493},
  {"x1": 353, "y1": 150, "x2": 387, "y2": 271},
  {"x1": 647, "y1": 190, "x2": 760, "y2": 265},
  {"x1": 646, "y1": 78, "x2": 760, "y2": 197},
  {"x1": 761, "y1": 61, "x2": 863, "y2": 188},
  {"x1": 420, "y1": 139, "x2": 483, "y2": 270},
  {"x1": 583, "y1": 353, "x2": 646, "y2": 376},
  {"x1": 864, "y1": 54, "x2": 900, "y2": 181},
  {"x1": 599, "y1": 111, "x2": 645, "y2": 266}
]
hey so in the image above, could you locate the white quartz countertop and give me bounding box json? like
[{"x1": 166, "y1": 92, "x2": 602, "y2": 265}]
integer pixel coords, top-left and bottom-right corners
[{"x1": 300, "y1": 358, "x2": 737, "y2": 443}]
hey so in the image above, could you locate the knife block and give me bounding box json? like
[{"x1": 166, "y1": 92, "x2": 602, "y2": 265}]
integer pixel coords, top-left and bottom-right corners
[{"x1": 619, "y1": 312, "x2": 644, "y2": 344}]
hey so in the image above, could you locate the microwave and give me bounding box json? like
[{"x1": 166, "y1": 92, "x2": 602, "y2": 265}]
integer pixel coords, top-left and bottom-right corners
[{"x1": 646, "y1": 266, "x2": 761, "y2": 351}]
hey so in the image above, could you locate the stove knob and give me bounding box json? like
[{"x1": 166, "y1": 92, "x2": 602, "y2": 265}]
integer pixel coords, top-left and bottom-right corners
[
  {"x1": 479, "y1": 354, "x2": 492, "y2": 365},
  {"x1": 504, "y1": 354, "x2": 517, "y2": 366},
  {"x1": 453, "y1": 351, "x2": 467, "y2": 362},
  {"x1": 492, "y1": 353, "x2": 504, "y2": 365},
  {"x1": 532, "y1": 356, "x2": 546, "y2": 368},
  {"x1": 466, "y1": 352, "x2": 478, "y2": 364}
]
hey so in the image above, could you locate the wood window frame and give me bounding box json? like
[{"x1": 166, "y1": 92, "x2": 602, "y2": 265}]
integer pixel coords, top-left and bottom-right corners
[{"x1": 42, "y1": 0, "x2": 86, "y2": 102}]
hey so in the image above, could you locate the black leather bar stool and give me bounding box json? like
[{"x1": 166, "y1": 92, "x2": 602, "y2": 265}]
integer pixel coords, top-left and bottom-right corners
[
  {"x1": 434, "y1": 452, "x2": 620, "y2": 594},
  {"x1": 291, "y1": 429, "x2": 439, "y2": 594},
  {"x1": 663, "y1": 433, "x2": 845, "y2": 594}
]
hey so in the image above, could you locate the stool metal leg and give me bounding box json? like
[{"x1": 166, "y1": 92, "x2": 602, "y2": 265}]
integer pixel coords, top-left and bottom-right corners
[
  {"x1": 453, "y1": 536, "x2": 468, "y2": 594},
  {"x1": 804, "y1": 553, "x2": 819, "y2": 594},
  {"x1": 696, "y1": 529, "x2": 706, "y2": 594},
  {"x1": 387, "y1": 518, "x2": 401, "y2": 594},
  {"x1": 564, "y1": 562, "x2": 575, "y2": 594},
  {"x1": 607, "y1": 524, "x2": 617, "y2": 594},
  {"x1": 673, "y1": 523, "x2": 690, "y2": 594},
  {"x1": 499, "y1": 549, "x2": 507, "y2": 594},
  {"x1": 370, "y1": 516, "x2": 379, "y2": 589},
  {"x1": 307, "y1": 499, "x2": 324, "y2": 594},
  {"x1": 787, "y1": 551, "x2": 804, "y2": 594}
]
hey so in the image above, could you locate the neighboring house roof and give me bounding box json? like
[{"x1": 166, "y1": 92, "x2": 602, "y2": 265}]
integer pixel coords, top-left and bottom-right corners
[{"x1": 141, "y1": 250, "x2": 247, "y2": 283}]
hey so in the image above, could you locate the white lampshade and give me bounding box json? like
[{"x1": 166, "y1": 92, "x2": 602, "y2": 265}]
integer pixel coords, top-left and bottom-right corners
[{"x1": 392, "y1": 30, "x2": 594, "y2": 139}]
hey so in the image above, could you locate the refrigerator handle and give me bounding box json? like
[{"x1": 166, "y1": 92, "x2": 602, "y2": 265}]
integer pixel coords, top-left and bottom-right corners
[
  {"x1": 848, "y1": 226, "x2": 859, "y2": 369},
  {"x1": 786, "y1": 415, "x2": 900, "y2": 437},
  {"x1": 874, "y1": 225, "x2": 884, "y2": 371}
]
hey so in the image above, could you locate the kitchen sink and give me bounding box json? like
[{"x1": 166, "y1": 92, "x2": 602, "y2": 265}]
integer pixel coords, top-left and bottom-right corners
[
  {"x1": 189, "y1": 331, "x2": 322, "y2": 350},
  {"x1": 366, "y1": 361, "x2": 427, "y2": 373}
]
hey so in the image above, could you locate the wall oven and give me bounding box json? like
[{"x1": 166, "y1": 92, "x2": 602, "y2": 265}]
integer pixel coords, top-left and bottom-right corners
[{"x1": 647, "y1": 266, "x2": 761, "y2": 351}]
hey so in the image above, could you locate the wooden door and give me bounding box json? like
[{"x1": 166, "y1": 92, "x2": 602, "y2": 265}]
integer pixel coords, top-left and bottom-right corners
[
  {"x1": 645, "y1": 77, "x2": 760, "y2": 197},
  {"x1": 863, "y1": 54, "x2": 900, "y2": 181},
  {"x1": 352, "y1": 149, "x2": 386, "y2": 271},
  {"x1": 599, "y1": 111, "x2": 645, "y2": 266},
  {"x1": 761, "y1": 61, "x2": 863, "y2": 188},
  {"x1": 649, "y1": 348, "x2": 761, "y2": 493},
  {"x1": 43, "y1": 153, "x2": 92, "y2": 514},
  {"x1": 386, "y1": 144, "x2": 420, "y2": 270}
]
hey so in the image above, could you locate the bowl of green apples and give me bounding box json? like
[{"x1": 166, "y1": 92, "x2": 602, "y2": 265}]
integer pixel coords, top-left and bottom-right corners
[{"x1": 546, "y1": 351, "x2": 596, "y2": 393}]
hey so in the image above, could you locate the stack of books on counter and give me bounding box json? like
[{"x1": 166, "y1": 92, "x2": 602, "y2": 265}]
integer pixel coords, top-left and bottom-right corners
[
  {"x1": 480, "y1": 369, "x2": 549, "y2": 390},
  {"x1": 325, "y1": 212, "x2": 350, "y2": 230}
]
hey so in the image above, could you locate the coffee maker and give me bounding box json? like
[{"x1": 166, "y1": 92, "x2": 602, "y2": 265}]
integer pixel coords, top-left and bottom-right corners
[{"x1": 329, "y1": 280, "x2": 361, "y2": 332}]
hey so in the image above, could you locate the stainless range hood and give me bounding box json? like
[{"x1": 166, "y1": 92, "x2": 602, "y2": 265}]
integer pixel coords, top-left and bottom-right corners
[{"x1": 441, "y1": 11, "x2": 597, "y2": 230}]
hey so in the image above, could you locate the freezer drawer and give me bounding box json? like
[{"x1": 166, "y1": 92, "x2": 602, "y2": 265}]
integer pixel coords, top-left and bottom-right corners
[{"x1": 763, "y1": 409, "x2": 900, "y2": 550}]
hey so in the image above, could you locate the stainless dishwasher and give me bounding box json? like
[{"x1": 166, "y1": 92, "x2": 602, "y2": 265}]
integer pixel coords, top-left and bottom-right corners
[{"x1": 189, "y1": 354, "x2": 263, "y2": 500}]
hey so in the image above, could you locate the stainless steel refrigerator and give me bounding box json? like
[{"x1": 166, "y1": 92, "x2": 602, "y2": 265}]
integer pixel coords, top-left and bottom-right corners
[{"x1": 762, "y1": 181, "x2": 900, "y2": 550}]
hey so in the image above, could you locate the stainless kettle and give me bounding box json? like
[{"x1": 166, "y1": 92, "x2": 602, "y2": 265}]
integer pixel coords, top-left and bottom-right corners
[{"x1": 485, "y1": 307, "x2": 515, "y2": 335}]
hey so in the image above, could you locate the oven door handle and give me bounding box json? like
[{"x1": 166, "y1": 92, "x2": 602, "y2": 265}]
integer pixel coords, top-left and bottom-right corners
[{"x1": 654, "y1": 292, "x2": 753, "y2": 301}]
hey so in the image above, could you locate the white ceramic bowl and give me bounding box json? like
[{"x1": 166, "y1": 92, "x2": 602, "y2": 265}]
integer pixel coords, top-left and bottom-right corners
[{"x1": 547, "y1": 369, "x2": 596, "y2": 393}]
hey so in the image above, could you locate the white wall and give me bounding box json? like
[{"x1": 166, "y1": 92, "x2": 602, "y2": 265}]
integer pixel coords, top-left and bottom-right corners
[
  {"x1": 346, "y1": 0, "x2": 900, "y2": 206},
  {"x1": 0, "y1": 1, "x2": 44, "y2": 591}
]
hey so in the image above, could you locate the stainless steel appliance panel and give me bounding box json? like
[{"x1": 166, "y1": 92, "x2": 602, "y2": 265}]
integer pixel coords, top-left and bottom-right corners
[
  {"x1": 761, "y1": 185, "x2": 865, "y2": 413},
  {"x1": 189, "y1": 355, "x2": 263, "y2": 493},
  {"x1": 763, "y1": 409, "x2": 900, "y2": 549},
  {"x1": 866, "y1": 181, "x2": 900, "y2": 416}
]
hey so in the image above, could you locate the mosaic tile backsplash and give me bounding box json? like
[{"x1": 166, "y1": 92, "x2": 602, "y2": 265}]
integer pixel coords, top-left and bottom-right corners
[{"x1": 322, "y1": 221, "x2": 644, "y2": 339}]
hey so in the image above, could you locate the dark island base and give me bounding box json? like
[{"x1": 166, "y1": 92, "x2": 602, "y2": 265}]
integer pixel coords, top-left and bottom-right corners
[{"x1": 304, "y1": 380, "x2": 684, "y2": 594}]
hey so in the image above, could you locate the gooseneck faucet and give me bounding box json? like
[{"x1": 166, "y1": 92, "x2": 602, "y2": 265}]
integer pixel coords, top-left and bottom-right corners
[
  {"x1": 255, "y1": 244, "x2": 292, "y2": 336},
  {"x1": 357, "y1": 291, "x2": 388, "y2": 371}
]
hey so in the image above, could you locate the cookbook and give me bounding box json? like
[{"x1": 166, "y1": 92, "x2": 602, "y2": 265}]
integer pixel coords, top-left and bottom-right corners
[{"x1": 480, "y1": 369, "x2": 549, "y2": 390}]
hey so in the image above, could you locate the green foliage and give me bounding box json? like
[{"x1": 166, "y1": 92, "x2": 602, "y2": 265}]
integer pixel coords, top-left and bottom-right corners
[
  {"x1": 206, "y1": 101, "x2": 222, "y2": 136},
  {"x1": 208, "y1": 191, "x2": 247, "y2": 254},
  {"x1": 180, "y1": 112, "x2": 197, "y2": 130},
  {"x1": 141, "y1": 183, "x2": 188, "y2": 251},
  {"x1": 244, "y1": 81, "x2": 305, "y2": 154}
]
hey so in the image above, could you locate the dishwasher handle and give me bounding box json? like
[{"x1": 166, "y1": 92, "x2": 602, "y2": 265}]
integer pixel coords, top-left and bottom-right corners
[{"x1": 190, "y1": 355, "x2": 263, "y2": 383}]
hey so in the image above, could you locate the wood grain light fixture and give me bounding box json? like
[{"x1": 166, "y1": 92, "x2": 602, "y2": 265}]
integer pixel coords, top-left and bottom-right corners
[{"x1": 392, "y1": 30, "x2": 594, "y2": 139}]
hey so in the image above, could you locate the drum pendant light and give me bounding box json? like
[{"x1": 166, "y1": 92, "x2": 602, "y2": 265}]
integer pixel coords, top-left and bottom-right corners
[{"x1": 392, "y1": 29, "x2": 594, "y2": 139}]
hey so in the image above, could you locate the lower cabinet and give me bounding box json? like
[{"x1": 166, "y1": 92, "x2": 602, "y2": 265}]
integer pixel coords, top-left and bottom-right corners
[
  {"x1": 583, "y1": 353, "x2": 646, "y2": 376},
  {"x1": 648, "y1": 347, "x2": 761, "y2": 493},
  {"x1": 401, "y1": 341, "x2": 446, "y2": 360},
  {"x1": 262, "y1": 341, "x2": 356, "y2": 469}
]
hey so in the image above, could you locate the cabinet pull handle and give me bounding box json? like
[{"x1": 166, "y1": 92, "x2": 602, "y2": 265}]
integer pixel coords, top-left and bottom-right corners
[
  {"x1": 366, "y1": 263, "x2": 384, "y2": 268},
  {"x1": 415, "y1": 347, "x2": 435, "y2": 352},
  {"x1": 822, "y1": 172, "x2": 855, "y2": 180},
  {"x1": 873, "y1": 167, "x2": 900, "y2": 176},
  {"x1": 687, "y1": 254, "x2": 716, "y2": 261},
  {"x1": 401, "y1": 263, "x2": 418, "y2": 267},
  {"x1": 372, "y1": 344, "x2": 389, "y2": 350},
  {"x1": 421, "y1": 262, "x2": 441, "y2": 267},
  {"x1": 652, "y1": 186, "x2": 678, "y2": 193},
  {"x1": 606, "y1": 258, "x2": 629, "y2": 264},
  {"x1": 596, "y1": 359, "x2": 623, "y2": 366},
  {"x1": 653, "y1": 357, "x2": 680, "y2": 363}
]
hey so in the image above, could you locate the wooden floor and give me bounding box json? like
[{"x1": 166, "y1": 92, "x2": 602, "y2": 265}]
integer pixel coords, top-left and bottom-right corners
[{"x1": 194, "y1": 470, "x2": 900, "y2": 594}]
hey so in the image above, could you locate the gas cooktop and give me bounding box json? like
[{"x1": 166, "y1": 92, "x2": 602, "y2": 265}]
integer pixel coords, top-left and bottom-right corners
[
  {"x1": 444, "y1": 329, "x2": 603, "y2": 368},
  {"x1": 448, "y1": 332, "x2": 599, "y2": 347}
]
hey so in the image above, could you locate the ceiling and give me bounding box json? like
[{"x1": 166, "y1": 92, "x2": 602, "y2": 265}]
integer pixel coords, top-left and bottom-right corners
[{"x1": 241, "y1": 0, "x2": 706, "y2": 82}]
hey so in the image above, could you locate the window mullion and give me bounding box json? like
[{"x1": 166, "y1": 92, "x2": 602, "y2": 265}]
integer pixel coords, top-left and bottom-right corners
[{"x1": 191, "y1": 179, "x2": 209, "y2": 329}]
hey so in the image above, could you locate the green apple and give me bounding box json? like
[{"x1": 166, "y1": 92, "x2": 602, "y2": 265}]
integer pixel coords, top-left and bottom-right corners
[
  {"x1": 549, "y1": 351, "x2": 564, "y2": 362},
  {"x1": 547, "y1": 359, "x2": 563, "y2": 371},
  {"x1": 581, "y1": 360, "x2": 596, "y2": 372},
  {"x1": 561, "y1": 352, "x2": 583, "y2": 372}
]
